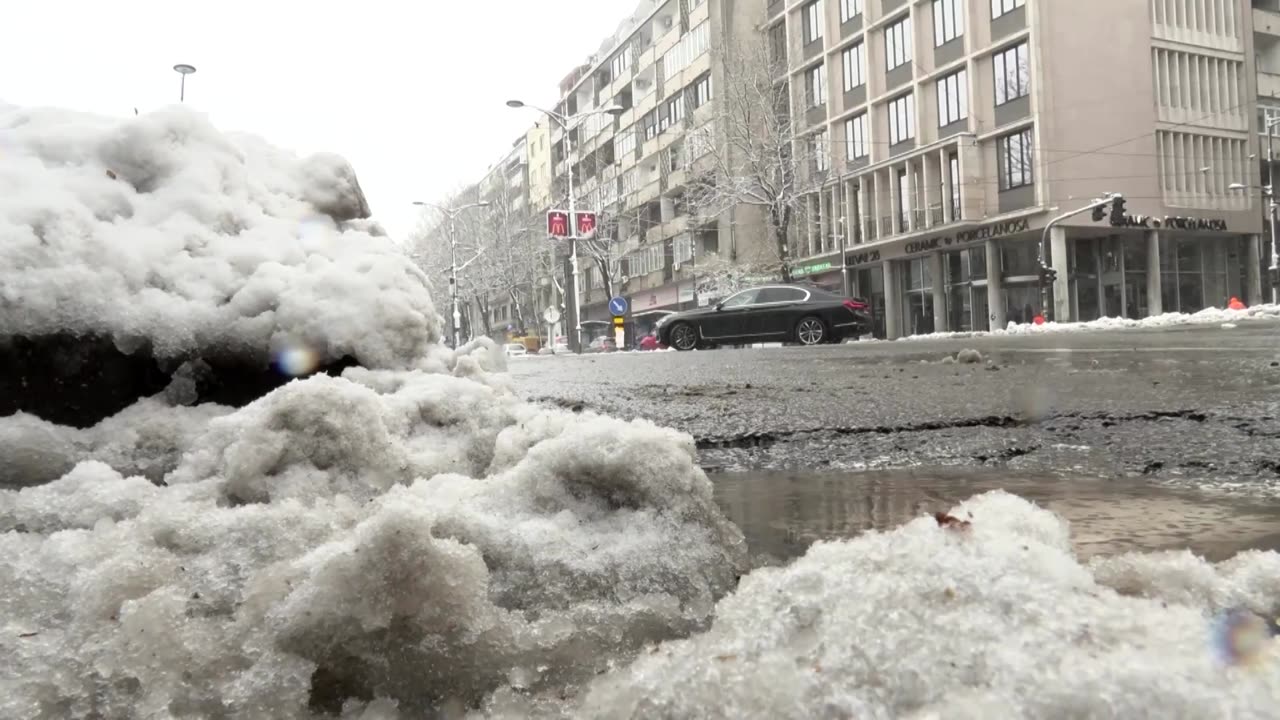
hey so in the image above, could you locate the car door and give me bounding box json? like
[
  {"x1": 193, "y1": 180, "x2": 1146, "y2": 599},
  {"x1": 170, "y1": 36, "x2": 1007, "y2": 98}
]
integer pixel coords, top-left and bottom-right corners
[
  {"x1": 745, "y1": 287, "x2": 808, "y2": 339},
  {"x1": 700, "y1": 289, "x2": 759, "y2": 341}
]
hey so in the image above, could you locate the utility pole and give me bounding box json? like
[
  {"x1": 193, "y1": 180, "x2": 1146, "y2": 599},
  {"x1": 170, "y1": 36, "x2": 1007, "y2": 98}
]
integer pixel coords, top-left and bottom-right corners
[{"x1": 1268, "y1": 124, "x2": 1279, "y2": 304}]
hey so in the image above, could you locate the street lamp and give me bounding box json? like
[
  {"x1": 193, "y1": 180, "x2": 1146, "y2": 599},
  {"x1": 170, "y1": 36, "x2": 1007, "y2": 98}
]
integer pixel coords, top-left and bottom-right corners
[
  {"x1": 507, "y1": 99, "x2": 625, "y2": 353},
  {"x1": 173, "y1": 64, "x2": 196, "y2": 102},
  {"x1": 412, "y1": 200, "x2": 491, "y2": 348}
]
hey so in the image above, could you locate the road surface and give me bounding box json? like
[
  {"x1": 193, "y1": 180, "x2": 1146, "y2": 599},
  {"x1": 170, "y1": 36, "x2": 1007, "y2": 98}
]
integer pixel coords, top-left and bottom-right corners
[{"x1": 509, "y1": 321, "x2": 1280, "y2": 501}]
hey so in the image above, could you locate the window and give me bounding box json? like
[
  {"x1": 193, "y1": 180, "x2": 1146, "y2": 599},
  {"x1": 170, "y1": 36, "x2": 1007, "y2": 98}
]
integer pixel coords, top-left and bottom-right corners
[
  {"x1": 840, "y1": 0, "x2": 862, "y2": 23},
  {"x1": 662, "y1": 21, "x2": 710, "y2": 77},
  {"x1": 693, "y1": 73, "x2": 713, "y2": 107},
  {"x1": 769, "y1": 23, "x2": 788, "y2": 63},
  {"x1": 888, "y1": 93, "x2": 915, "y2": 145},
  {"x1": 674, "y1": 234, "x2": 695, "y2": 264},
  {"x1": 993, "y1": 42, "x2": 1030, "y2": 105},
  {"x1": 611, "y1": 48, "x2": 632, "y2": 80},
  {"x1": 812, "y1": 130, "x2": 830, "y2": 172},
  {"x1": 937, "y1": 69, "x2": 968, "y2": 126},
  {"x1": 642, "y1": 110, "x2": 659, "y2": 140},
  {"x1": 807, "y1": 63, "x2": 828, "y2": 107},
  {"x1": 842, "y1": 42, "x2": 865, "y2": 91},
  {"x1": 686, "y1": 124, "x2": 714, "y2": 162},
  {"x1": 999, "y1": 127, "x2": 1033, "y2": 190},
  {"x1": 804, "y1": 1, "x2": 824, "y2": 44},
  {"x1": 615, "y1": 126, "x2": 637, "y2": 158},
  {"x1": 721, "y1": 289, "x2": 761, "y2": 308},
  {"x1": 991, "y1": 0, "x2": 1025, "y2": 19},
  {"x1": 948, "y1": 152, "x2": 961, "y2": 217},
  {"x1": 662, "y1": 95, "x2": 685, "y2": 131},
  {"x1": 933, "y1": 0, "x2": 963, "y2": 47},
  {"x1": 845, "y1": 113, "x2": 868, "y2": 159},
  {"x1": 757, "y1": 287, "x2": 808, "y2": 303},
  {"x1": 885, "y1": 16, "x2": 911, "y2": 71}
]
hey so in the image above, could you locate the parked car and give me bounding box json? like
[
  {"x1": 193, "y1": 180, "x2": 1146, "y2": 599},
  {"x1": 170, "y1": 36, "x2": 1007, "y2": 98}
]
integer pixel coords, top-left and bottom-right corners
[
  {"x1": 503, "y1": 343, "x2": 528, "y2": 358},
  {"x1": 655, "y1": 284, "x2": 872, "y2": 351}
]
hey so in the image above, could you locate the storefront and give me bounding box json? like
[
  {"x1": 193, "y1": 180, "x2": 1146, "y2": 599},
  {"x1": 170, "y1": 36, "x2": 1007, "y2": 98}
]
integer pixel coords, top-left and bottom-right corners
[{"x1": 838, "y1": 209, "x2": 1264, "y2": 339}]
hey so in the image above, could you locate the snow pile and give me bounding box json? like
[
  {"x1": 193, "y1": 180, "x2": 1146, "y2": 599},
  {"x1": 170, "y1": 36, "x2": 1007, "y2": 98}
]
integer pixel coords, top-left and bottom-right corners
[
  {"x1": 0, "y1": 370, "x2": 748, "y2": 717},
  {"x1": 0, "y1": 104, "x2": 439, "y2": 368},
  {"x1": 900, "y1": 303, "x2": 1280, "y2": 342},
  {"x1": 569, "y1": 492, "x2": 1280, "y2": 720}
]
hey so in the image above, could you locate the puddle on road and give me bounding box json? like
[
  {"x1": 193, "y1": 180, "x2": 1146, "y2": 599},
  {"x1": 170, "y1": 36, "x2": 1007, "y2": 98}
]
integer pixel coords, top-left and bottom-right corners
[{"x1": 712, "y1": 467, "x2": 1280, "y2": 565}]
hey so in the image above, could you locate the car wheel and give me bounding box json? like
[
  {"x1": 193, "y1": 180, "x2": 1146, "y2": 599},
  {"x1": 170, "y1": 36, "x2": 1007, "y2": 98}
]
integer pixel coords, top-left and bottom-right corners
[
  {"x1": 669, "y1": 322, "x2": 698, "y2": 351},
  {"x1": 795, "y1": 316, "x2": 826, "y2": 346}
]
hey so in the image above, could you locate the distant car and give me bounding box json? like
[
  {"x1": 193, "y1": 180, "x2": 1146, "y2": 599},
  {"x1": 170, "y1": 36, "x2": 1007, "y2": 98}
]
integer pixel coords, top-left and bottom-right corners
[
  {"x1": 586, "y1": 336, "x2": 618, "y2": 353},
  {"x1": 504, "y1": 343, "x2": 528, "y2": 358},
  {"x1": 655, "y1": 284, "x2": 872, "y2": 351}
]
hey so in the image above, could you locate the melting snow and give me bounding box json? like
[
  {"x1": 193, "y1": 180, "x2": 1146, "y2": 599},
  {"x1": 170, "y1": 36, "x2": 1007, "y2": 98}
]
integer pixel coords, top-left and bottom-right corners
[
  {"x1": 899, "y1": 304, "x2": 1280, "y2": 342},
  {"x1": 1, "y1": 103, "x2": 1277, "y2": 719}
]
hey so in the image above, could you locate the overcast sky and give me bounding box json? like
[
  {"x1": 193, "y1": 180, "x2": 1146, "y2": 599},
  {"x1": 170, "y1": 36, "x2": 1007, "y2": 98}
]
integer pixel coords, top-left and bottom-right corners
[{"x1": 1, "y1": 0, "x2": 640, "y2": 240}]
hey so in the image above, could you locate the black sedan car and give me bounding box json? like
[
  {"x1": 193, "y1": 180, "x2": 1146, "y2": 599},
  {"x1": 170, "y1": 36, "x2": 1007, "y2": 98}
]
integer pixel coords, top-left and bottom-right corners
[{"x1": 655, "y1": 284, "x2": 872, "y2": 351}]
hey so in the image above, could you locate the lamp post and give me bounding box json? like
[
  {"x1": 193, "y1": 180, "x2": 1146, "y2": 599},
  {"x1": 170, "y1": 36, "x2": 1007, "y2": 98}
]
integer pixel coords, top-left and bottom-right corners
[
  {"x1": 412, "y1": 200, "x2": 491, "y2": 348},
  {"x1": 173, "y1": 64, "x2": 196, "y2": 102},
  {"x1": 506, "y1": 99, "x2": 625, "y2": 353}
]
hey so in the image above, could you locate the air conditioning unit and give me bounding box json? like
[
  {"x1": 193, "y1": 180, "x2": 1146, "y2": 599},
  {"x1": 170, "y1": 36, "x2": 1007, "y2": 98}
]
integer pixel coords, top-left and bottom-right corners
[{"x1": 673, "y1": 263, "x2": 681, "y2": 271}]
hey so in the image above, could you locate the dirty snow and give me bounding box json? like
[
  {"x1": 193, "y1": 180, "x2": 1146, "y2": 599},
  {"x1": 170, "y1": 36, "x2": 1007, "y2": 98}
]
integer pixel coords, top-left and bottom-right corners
[
  {"x1": 0, "y1": 103, "x2": 439, "y2": 368},
  {"x1": 899, "y1": 303, "x2": 1280, "y2": 342},
  {"x1": 567, "y1": 492, "x2": 1280, "y2": 720},
  {"x1": 3, "y1": 103, "x2": 1279, "y2": 719}
]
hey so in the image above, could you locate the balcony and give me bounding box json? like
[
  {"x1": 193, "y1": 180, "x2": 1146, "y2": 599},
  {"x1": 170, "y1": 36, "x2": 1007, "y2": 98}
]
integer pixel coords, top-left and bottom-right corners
[
  {"x1": 1261, "y1": 70, "x2": 1280, "y2": 99},
  {"x1": 1257, "y1": 5, "x2": 1280, "y2": 39}
]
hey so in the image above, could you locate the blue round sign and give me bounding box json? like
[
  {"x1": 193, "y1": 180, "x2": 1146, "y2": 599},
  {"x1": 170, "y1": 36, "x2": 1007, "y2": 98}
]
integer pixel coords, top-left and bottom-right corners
[{"x1": 609, "y1": 296, "x2": 629, "y2": 317}]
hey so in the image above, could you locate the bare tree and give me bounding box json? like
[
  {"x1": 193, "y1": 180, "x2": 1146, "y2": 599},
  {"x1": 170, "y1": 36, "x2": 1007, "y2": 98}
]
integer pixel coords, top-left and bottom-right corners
[{"x1": 686, "y1": 33, "x2": 815, "y2": 283}]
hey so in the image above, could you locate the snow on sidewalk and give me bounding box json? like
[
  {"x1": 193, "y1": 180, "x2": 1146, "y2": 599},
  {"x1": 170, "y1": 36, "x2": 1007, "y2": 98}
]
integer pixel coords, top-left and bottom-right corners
[{"x1": 899, "y1": 303, "x2": 1280, "y2": 342}]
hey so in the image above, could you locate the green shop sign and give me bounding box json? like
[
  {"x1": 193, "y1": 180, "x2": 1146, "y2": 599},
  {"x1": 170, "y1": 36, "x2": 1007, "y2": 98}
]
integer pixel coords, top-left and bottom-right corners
[{"x1": 793, "y1": 261, "x2": 833, "y2": 277}]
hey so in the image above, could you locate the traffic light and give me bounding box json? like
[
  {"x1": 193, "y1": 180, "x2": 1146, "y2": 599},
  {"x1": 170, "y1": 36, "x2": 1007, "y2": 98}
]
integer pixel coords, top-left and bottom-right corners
[
  {"x1": 1038, "y1": 265, "x2": 1058, "y2": 285},
  {"x1": 1108, "y1": 196, "x2": 1127, "y2": 226}
]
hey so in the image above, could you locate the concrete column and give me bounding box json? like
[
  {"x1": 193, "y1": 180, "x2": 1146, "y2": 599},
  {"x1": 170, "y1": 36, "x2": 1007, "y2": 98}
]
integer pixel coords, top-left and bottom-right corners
[
  {"x1": 883, "y1": 261, "x2": 901, "y2": 340},
  {"x1": 940, "y1": 149, "x2": 953, "y2": 224},
  {"x1": 817, "y1": 192, "x2": 830, "y2": 255},
  {"x1": 1246, "y1": 234, "x2": 1264, "y2": 306},
  {"x1": 832, "y1": 183, "x2": 843, "y2": 253},
  {"x1": 929, "y1": 251, "x2": 947, "y2": 332},
  {"x1": 986, "y1": 239, "x2": 1006, "y2": 330},
  {"x1": 1050, "y1": 226, "x2": 1071, "y2": 323},
  {"x1": 858, "y1": 179, "x2": 870, "y2": 242},
  {"x1": 1146, "y1": 231, "x2": 1163, "y2": 317},
  {"x1": 886, "y1": 169, "x2": 898, "y2": 236},
  {"x1": 921, "y1": 157, "x2": 935, "y2": 228}
]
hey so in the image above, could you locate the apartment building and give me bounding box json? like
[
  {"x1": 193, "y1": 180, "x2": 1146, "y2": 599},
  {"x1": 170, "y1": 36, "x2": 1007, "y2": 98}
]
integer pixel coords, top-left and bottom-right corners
[
  {"x1": 772, "y1": 0, "x2": 1268, "y2": 338},
  {"x1": 511, "y1": 0, "x2": 771, "y2": 341}
]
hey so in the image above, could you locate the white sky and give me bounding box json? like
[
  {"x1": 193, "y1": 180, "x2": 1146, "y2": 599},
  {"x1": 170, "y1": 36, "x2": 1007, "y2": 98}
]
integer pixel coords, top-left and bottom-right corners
[{"x1": 0, "y1": 0, "x2": 640, "y2": 240}]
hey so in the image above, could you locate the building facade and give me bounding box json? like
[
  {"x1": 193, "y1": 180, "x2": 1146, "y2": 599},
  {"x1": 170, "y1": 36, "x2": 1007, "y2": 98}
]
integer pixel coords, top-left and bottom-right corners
[{"x1": 773, "y1": 0, "x2": 1268, "y2": 338}]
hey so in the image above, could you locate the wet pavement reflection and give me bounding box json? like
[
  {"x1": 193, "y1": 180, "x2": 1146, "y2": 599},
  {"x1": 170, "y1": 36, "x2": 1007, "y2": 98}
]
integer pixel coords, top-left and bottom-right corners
[{"x1": 712, "y1": 467, "x2": 1280, "y2": 565}]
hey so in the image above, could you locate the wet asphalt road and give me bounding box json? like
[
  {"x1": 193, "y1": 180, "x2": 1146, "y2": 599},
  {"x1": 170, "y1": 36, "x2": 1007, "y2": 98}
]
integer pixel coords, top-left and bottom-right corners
[{"x1": 509, "y1": 321, "x2": 1280, "y2": 498}]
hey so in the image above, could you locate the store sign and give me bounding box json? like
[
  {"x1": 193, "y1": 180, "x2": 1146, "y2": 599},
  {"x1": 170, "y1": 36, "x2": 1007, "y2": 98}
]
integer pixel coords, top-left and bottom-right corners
[
  {"x1": 678, "y1": 284, "x2": 695, "y2": 303},
  {"x1": 1110, "y1": 214, "x2": 1228, "y2": 232},
  {"x1": 793, "y1": 261, "x2": 833, "y2": 277},
  {"x1": 631, "y1": 284, "x2": 680, "y2": 310},
  {"x1": 903, "y1": 218, "x2": 1030, "y2": 257},
  {"x1": 846, "y1": 248, "x2": 882, "y2": 268}
]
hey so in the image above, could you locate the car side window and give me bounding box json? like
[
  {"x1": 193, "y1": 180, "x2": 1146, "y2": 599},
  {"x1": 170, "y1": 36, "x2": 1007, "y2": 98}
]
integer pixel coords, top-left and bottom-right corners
[
  {"x1": 756, "y1": 288, "x2": 807, "y2": 304},
  {"x1": 721, "y1": 290, "x2": 759, "y2": 308}
]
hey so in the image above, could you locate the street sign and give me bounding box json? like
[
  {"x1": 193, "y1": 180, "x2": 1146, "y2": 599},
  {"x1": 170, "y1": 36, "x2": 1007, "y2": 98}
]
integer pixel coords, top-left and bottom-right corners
[
  {"x1": 547, "y1": 210, "x2": 570, "y2": 238},
  {"x1": 542, "y1": 306, "x2": 561, "y2": 325},
  {"x1": 575, "y1": 211, "x2": 598, "y2": 238},
  {"x1": 608, "y1": 296, "x2": 629, "y2": 317},
  {"x1": 612, "y1": 316, "x2": 625, "y2": 326}
]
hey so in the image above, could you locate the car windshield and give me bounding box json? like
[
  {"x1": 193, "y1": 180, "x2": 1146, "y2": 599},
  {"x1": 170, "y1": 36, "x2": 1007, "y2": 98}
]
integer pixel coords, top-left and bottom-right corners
[{"x1": 7, "y1": 4, "x2": 1280, "y2": 718}]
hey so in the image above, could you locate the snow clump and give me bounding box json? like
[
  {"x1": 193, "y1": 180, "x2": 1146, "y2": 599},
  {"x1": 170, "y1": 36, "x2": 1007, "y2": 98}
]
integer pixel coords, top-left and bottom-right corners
[
  {"x1": 0, "y1": 103, "x2": 439, "y2": 369},
  {"x1": 570, "y1": 491, "x2": 1280, "y2": 720},
  {"x1": 0, "y1": 370, "x2": 748, "y2": 717}
]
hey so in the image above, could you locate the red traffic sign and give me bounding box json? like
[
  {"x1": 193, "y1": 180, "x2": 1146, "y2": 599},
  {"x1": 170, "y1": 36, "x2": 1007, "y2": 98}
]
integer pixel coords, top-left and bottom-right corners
[
  {"x1": 547, "y1": 210, "x2": 570, "y2": 238},
  {"x1": 575, "y1": 211, "x2": 598, "y2": 238}
]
